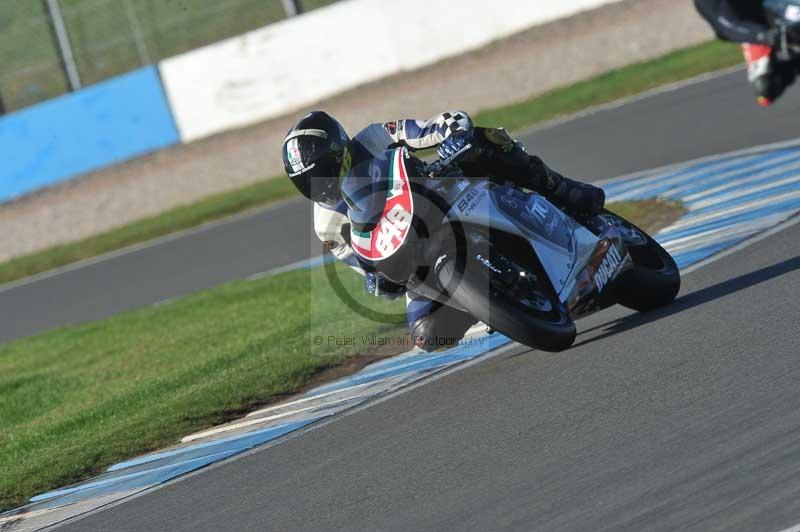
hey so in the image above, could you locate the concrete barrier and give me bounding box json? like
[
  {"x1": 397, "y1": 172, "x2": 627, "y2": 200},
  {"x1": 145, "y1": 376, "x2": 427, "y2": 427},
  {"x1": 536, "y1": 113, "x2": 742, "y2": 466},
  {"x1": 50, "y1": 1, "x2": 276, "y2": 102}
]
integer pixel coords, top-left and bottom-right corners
[
  {"x1": 0, "y1": 66, "x2": 179, "y2": 202},
  {"x1": 160, "y1": 0, "x2": 622, "y2": 142}
]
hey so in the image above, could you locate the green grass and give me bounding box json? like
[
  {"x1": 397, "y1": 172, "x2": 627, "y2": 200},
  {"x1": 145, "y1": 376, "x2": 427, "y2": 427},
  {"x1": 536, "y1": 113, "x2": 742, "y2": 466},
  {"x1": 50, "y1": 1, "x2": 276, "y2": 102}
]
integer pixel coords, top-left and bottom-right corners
[
  {"x1": 0, "y1": 261, "x2": 406, "y2": 511},
  {"x1": 474, "y1": 40, "x2": 742, "y2": 129},
  {"x1": 0, "y1": 199, "x2": 682, "y2": 512},
  {"x1": 0, "y1": 178, "x2": 298, "y2": 286},
  {"x1": 606, "y1": 199, "x2": 685, "y2": 233}
]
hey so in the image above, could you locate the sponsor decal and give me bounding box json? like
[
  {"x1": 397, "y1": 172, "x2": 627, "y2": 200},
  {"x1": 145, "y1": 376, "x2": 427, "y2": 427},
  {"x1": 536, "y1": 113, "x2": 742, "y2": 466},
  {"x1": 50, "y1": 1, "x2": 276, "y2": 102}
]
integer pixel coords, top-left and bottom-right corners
[
  {"x1": 384, "y1": 121, "x2": 397, "y2": 135},
  {"x1": 287, "y1": 145, "x2": 302, "y2": 166},
  {"x1": 476, "y1": 254, "x2": 502, "y2": 274},
  {"x1": 457, "y1": 188, "x2": 481, "y2": 215},
  {"x1": 594, "y1": 244, "x2": 622, "y2": 292},
  {"x1": 351, "y1": 148, "x2": 414, "y2": 261},
  {"x1": 526, "y1": 197, "x2": 549, "y2": 223}
]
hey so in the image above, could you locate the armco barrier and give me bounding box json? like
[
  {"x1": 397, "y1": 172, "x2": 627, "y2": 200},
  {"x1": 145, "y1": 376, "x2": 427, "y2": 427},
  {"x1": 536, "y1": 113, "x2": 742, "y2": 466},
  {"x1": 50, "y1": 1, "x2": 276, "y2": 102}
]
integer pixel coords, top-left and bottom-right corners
[
  {"x1": 160, "y1": 0, "x2": 622, "y2": 142},
  {"x1": 0, "y1": 66, "x2": 179, "y2": 202}
]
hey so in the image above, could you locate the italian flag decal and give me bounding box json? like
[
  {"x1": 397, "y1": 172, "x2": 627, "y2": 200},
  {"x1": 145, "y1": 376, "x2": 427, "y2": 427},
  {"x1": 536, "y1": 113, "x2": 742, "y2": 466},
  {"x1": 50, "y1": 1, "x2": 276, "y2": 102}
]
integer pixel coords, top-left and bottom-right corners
[{"x1": 351, "y1": 148, "x2": 414, "y2": 261}]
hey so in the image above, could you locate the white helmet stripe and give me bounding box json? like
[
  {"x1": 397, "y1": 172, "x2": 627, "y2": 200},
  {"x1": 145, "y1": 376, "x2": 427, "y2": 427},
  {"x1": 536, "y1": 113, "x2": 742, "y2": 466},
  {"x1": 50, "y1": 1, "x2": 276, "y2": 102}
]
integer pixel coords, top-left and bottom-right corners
[
  {"x1": 285, "y1": 128, "x2": 328, "y2": 141},
  {"x1": 288, "y1": 162, "x2": 315, "y2": 178}
]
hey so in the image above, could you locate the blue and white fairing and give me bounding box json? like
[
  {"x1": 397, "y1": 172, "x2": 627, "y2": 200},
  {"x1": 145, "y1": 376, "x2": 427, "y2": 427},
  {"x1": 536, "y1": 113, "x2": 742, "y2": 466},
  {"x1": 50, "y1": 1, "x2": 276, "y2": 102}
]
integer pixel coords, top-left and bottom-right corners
[{"x1": 445, "y1": 182, "x2": 600, "y2": 301}]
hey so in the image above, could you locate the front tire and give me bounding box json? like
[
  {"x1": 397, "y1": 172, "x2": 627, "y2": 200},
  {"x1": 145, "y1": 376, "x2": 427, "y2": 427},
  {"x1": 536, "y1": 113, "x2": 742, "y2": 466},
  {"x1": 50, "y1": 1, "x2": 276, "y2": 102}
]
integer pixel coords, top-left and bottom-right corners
[
  {"x1": 436, "y1": 235, "x2": 576, "y2": 352},
  {"x1": 600, "y1": 211, "x2": 680, "y2": 312}
]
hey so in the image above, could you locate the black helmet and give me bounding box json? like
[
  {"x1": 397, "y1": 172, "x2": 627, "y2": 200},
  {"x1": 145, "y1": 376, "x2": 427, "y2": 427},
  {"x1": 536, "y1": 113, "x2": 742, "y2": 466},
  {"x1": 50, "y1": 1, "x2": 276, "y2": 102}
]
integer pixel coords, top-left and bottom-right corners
[{"x1": 282, "y1": 111, "x2": 349, "y2": 207}]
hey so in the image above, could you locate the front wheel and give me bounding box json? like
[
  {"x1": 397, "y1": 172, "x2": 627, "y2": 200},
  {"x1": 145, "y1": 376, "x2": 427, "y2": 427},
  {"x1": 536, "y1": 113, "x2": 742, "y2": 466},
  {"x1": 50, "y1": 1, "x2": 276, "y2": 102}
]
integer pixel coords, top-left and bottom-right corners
[
  {"x1": 436, "y1": 234, "x2": 576, "y2": 352},
  {"x1": 600, "y1": 211, "x2": 681, "y2": 312}
]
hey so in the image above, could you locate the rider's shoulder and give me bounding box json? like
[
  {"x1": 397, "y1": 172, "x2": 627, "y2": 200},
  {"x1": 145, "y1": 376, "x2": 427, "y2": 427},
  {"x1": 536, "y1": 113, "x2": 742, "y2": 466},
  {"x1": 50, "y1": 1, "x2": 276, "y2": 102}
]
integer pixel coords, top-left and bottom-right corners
[
  {"x1": 347, "y1": 147, "x2": 423, "y2": 182},
  {"x1": 350, "y1": 123, "x2": 396, "y2": 154},
  {"x1": 345, "y1": 148, "x2": 398, "y2": 178},
  {"x1": 353, "y1": 123, "x2": 388, "y2": 140}
]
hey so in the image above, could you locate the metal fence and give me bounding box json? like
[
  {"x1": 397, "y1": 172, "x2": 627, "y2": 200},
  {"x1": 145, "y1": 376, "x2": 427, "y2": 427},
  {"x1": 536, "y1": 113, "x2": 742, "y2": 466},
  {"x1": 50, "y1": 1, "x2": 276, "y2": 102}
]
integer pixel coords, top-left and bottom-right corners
[{"x1": 0, "y1": 0, "x2": 337, "y2": 114}]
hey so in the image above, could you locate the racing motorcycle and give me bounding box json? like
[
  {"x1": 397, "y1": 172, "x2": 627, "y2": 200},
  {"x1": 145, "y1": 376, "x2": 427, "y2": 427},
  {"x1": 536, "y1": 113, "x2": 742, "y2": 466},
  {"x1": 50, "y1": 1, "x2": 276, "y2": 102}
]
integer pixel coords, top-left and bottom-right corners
[{"x1": 344, "y1": 143, "x2": 680, "y2": 352}]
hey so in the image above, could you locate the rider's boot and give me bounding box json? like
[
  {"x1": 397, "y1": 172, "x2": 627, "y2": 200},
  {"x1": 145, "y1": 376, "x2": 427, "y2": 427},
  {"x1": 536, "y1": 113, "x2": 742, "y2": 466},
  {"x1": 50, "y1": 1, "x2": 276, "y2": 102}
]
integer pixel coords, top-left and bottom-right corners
[
  {"x1": 743, "y1": 43, "x2": 794, "y2": 106},
  {"x1": 477, "y1": 127, "x2": 605, "y2": 215},
  {"x1": 529, "y1": 156, "x2": 606, "y2": 216}
]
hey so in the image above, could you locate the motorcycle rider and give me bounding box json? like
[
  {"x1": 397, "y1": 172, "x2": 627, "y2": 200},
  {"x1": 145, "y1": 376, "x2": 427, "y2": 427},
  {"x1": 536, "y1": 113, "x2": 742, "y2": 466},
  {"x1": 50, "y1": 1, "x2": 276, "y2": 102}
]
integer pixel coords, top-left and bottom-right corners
[
  {"x1": 282, "y1": 110, "x2": 605, "y2": 351},
  {"x1": 695, "y1": 0, "x2": 795, "y2": 106}
]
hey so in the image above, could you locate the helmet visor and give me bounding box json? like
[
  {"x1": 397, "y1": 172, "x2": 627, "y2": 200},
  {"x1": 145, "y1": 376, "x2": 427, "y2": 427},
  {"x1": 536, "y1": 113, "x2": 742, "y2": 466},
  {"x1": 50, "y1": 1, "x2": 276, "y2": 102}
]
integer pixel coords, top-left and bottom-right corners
[{"x1": 289, "y1": 155, "x2": 341, "y2": 206}]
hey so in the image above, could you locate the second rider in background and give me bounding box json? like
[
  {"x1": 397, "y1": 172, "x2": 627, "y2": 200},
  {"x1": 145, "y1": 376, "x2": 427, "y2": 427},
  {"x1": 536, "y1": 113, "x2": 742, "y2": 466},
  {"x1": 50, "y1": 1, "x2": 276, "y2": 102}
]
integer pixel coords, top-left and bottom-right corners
[{"x1": 695, "y1": 0, "x2": 796, "y2": 106}]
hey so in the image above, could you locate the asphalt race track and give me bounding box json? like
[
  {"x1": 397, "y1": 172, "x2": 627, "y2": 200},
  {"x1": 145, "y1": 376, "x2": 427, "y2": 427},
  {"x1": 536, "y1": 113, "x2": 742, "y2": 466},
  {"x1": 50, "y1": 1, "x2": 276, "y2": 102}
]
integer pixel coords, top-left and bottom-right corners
[
  {"x1": 0, "y1": 199, "x2": 312, "y2": 344},
  {"x1": 62, "y1": 223, "x2": 800, "y2": 531},
  {"x1": 5, "y1": 68, "x2": 800, "y2": 345},
  {"x1": 8, "y1": 67, "x2": 800, "y2": 530}
]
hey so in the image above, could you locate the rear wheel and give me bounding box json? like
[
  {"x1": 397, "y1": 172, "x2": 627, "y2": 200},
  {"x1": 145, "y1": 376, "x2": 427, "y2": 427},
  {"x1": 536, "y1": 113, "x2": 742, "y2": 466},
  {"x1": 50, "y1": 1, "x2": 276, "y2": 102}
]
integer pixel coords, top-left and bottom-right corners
[
  {"x1": 436, "y1": 230, "x2": 576, "y2": 352},
  {"x1": 599, "y1": 211, "x2": 680, "y2": 312}
]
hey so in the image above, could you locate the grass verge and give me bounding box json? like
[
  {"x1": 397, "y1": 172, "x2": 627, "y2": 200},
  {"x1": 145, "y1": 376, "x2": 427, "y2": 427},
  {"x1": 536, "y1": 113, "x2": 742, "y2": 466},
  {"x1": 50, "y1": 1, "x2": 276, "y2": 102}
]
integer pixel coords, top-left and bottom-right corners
[
  {"x1": 0, "y1": 199, "x2": 684, "y2": 511},
  {"x1": 0, "y1": 261, "x2": 407, "y2": 511},
  {"x1": 474, "y1": 40, "x2": 742, "y2": 129},
  {"x1": 606, "y1": 199, "x2": 685, "y2": 232},
  {"x1": 0, "y1": 40, "x2": 738, "y2": 286}
]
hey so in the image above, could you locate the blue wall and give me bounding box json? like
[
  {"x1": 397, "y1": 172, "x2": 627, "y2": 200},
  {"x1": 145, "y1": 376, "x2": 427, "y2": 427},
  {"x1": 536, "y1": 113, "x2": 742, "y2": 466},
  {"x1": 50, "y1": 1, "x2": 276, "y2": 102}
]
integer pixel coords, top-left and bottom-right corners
[{"x1": 0, "y1": 66, "x2": 179, "y2": 202}]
